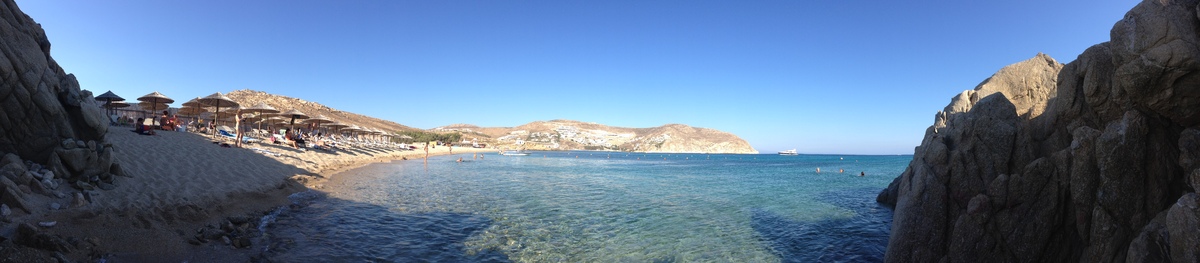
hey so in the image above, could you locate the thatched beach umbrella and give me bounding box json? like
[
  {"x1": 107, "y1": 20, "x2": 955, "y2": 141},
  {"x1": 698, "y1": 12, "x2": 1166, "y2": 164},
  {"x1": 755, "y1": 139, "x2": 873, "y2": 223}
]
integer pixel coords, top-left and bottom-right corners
[
  {"x1": 136, "y1": 91, "x2": 173, "y2": 119},
  {"x1": 280, "y1": 109, "x2": 309, "y2": 134},
  {"x1": 304, "y1": 115, "x2": 333, "y2": 135},
  {"x1": 324, "y1": 122, "x2": 348, "y2": 135},
  {"x1": 182, "y1": 97, "x2": 204, "y2": 108},
  {"x1": 94, "y1": 91, "x2": 123, "y2": 115},
  {"x1": 138, "y1": 101, "x2": 169, "y2": 111},
  {"x1": 342, "y1": 125, "x2": 362, "y2": 140},
  {"x1": 197, "y1": 93, "x2": 239, "y2": 135},
  {"x1": 261, "y1": 116, "x2": 288, "y2": 133},
  {"x1": 104, "y1": 100, "x2": 131, "y2": 109},
  {"x1": 242, "y1": 103, "x2": 280, "y2": 115}
]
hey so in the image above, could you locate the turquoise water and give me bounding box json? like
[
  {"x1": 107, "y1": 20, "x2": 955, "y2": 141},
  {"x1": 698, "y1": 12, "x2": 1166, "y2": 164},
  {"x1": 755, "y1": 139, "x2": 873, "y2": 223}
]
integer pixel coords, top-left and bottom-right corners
[{"x1": 262, "y1": 152, "x2": 910, "y2": 262}]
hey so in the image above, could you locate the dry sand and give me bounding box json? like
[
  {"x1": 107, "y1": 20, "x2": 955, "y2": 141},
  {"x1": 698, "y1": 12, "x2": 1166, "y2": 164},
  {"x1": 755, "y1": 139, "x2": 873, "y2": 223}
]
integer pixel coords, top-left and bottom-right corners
[{"x1": 9, "y1": 127, "x2": 490, "y2": 262}]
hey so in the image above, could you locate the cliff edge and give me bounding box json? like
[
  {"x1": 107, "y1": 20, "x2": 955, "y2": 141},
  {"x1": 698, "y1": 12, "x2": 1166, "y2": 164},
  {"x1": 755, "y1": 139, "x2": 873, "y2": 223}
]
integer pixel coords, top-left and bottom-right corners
[{"x1": 878, "y1": 0, "x2": 1200, "y2": 262}]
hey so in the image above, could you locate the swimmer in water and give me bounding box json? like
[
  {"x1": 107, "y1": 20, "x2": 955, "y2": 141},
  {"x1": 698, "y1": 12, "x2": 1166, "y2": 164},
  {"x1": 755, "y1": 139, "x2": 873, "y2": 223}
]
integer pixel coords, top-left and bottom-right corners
[
  {"x1": 457, "y1": 157, "x2": 463, "y2": 163},
  {"x1": 816, "y1": 167, "x2": 821, "y2": 173},
  {"x1": 839, "y1": 169, "x2": 844, "y2": 173},
  {"x1": 860, "y1": 171, "x2": 865, "y2": 176}
]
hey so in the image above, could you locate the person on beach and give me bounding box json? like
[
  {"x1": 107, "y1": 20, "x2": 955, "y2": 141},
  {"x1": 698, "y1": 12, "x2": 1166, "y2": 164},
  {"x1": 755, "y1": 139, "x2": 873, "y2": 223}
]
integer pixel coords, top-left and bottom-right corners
[
  {"x1": 234, "y1": 110, "x2": 244, "y2": 148},
  {"x1": 295, "y1": 132, "x2": 307, "y2": 148},
  {"x1": 135, "y1": 118, "x2": 155, "y2": 135},
  {"x1": 159, "y1": 111, "x2": 174, "y2": 131},
  {"x1": 423, "y1": 142, "x2": 430, "y2": 163}
]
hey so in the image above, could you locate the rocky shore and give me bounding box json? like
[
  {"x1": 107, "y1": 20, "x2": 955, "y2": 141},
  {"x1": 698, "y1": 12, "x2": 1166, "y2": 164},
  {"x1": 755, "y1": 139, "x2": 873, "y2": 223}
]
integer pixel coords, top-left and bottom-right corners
[
  {"x1": 878, "y1": 0, "x2": 1200, "y2": 262},
  {"x1": 0, "y1": 0, "x2": 494, "y2": 261}
]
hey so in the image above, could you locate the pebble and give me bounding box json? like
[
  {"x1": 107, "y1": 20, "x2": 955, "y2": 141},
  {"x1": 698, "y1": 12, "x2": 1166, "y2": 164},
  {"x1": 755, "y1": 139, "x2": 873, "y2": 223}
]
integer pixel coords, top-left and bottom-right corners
[
  {"x1": 38, "y1": 221, "x2": 57, "y2": 227},
  {"x1": 1, "y1": 204, "x2": 10, "y2": 217},
  {"x1": 49, "y1": 202, "x2": 60, "y2": 210}
]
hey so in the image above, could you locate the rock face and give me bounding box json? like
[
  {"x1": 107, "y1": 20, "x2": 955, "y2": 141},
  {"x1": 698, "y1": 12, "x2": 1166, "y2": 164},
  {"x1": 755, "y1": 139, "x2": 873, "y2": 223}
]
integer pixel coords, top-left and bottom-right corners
[
  {"x1": 877, "y1": 1, "x2": 1200, "y2": 262},
  {"x1": 0, "y1": 0, "x2": 115, "y2": 188}
]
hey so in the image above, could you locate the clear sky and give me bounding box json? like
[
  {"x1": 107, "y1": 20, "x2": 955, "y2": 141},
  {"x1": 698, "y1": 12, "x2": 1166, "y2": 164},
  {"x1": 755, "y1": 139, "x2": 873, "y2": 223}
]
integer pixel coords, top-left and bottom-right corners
[{"x1": 18, "y1": 0, "x2": 1136, "y2": 154}]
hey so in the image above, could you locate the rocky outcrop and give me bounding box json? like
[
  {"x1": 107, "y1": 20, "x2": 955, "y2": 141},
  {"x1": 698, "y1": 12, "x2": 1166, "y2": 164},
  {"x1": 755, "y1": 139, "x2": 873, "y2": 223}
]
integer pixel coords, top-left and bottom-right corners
[
  {"x1": 877, "y1": 0, "x2": 1200, "y2": 262},
  {"x1": 0, "y1": 0, "x2": 116, "y2": 192},
  {"x1": 623, "y1": 124, "x2": 759, "y2": 154}
]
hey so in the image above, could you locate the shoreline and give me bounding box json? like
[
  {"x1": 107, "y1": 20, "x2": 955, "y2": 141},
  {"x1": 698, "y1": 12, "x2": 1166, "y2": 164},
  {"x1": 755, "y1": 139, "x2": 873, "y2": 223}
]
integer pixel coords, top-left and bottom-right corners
[{"x1": 3, "y1": 128, "x2": 492, "y2": 262}]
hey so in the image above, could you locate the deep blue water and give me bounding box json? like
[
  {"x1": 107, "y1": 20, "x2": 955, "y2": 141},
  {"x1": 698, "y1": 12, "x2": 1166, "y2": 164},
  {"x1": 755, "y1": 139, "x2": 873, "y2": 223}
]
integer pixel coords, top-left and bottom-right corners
[{"x1": 262, "y1": 152, "x2": 910, "y2": 262}]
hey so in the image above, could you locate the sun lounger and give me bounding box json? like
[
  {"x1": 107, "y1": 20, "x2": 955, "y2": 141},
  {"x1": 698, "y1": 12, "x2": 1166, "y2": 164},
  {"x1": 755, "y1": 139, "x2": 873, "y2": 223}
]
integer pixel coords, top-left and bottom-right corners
[{"x1": 218, "y1": 129, "x2": 260, "y2": 144}]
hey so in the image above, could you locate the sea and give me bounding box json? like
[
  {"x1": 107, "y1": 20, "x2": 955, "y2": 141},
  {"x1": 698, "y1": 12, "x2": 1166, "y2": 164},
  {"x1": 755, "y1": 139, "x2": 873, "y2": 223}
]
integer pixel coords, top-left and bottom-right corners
[{"x1": 259, "y1": 152, "x2": 911, "y2": 262}]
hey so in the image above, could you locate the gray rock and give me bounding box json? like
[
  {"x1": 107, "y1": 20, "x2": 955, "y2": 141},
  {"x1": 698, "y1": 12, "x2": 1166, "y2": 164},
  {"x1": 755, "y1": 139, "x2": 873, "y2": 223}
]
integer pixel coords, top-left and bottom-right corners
[
  {"x1": 1191, "y1": 169, "x2": 1200, "y2": 194},
  {"x1": 0, "y1": 153, "x2": 20, "y2": 169},
  {"x1": 70, "y1": 192, "x2": 87, "y2": 208},
  {"x1": 74, "y1": 140, "x2": 85, "y2": 149},
  {"x1": 879, "y1": 1, "x2": 1200, "y2": 261},
  {"x1": 45, "y1": 154, "x2": 68, "y2": 182},
  {"x1": 97, "y1": 182, "x2": 114, "y2": 190},
  {"x1": 48, "y1": 202, "x2": 59, "y2": 210},
  {"x1": 1, "y1": 204, "x2": 10, "y2": 217},
  {"x1": 55, "y1": 148, "x2": 91, "y2": 173},
  {"x1": 37, "y1": 221, "x2": 55, "y2": 227},
  {"x1": 16, "y1": 223, "x2": 71, "y2": 253},
  {"x1": 1125, "y1": 211, "x2": 1169, "y2": 263},
  {"x1": 0, "y1": 0, "x2": 110, "y2": 184},
  {"x1": 232, "y1": 237, "x2": 251, "y2": 248},
  {"x1": 1165, "y1": 193, "x2": 1200, "y2": 263},
  {"x1": 73, "y1": 181, "x2": 94, "y2": 191},
  {"x1": 0, "y1": 177, "x2": 28, "y2": 212},
  {"x1": 26, "y1": 178, "x2": 49, "y2": 195},
  {"x1": 1181, "y1": 127, "x2": 1200, "y2": 171}
]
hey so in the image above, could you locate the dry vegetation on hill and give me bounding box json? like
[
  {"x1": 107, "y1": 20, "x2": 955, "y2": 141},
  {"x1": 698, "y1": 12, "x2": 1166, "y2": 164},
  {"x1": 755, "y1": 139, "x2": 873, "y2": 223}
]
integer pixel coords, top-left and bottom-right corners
[{"x1": 224, "y1": 89, "x2": 418, "y2": 133}]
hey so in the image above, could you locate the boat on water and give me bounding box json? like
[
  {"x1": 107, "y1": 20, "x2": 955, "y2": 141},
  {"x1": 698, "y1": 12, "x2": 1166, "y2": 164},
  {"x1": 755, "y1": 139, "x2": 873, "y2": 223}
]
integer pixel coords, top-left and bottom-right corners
[
  {"x1": 778, "y1": 149, "x2": 798, "y2": 155},
  {"x1": 501, "y1": 150, "x2": 530, "y2": 156}
]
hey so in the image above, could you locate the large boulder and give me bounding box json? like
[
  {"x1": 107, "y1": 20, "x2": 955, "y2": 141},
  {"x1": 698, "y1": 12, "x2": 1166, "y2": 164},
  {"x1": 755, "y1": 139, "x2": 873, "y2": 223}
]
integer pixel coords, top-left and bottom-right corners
[
  {"x1": 879, "y1": 1, "x2": 1200, "y2": 262},
  {"x1": 0, "y1": 0, "x2": 108, "y2": 169}
]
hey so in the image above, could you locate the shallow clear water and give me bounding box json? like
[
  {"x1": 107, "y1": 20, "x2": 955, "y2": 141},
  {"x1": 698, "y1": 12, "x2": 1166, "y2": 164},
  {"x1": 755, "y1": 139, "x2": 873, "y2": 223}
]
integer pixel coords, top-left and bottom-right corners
[{"x1": 262, "y1": 152, "x2": 910, "y2": 262}]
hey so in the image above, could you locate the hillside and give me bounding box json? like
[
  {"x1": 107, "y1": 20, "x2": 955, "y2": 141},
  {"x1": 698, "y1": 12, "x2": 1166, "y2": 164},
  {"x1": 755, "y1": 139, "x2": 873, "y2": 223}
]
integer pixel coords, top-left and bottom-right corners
[
  {"x1": 224, "y1": 89, "x2": 418, "y2": 133},
  {"x1": 437, "y1": 120, "x2": 759, "y2": 154}
]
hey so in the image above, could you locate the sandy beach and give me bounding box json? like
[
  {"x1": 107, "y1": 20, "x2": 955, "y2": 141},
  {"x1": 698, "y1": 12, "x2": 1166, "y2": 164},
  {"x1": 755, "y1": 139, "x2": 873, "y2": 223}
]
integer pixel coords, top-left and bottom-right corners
[{"x1": 6, "y1": 127, "x2": 491, "y2": 262}]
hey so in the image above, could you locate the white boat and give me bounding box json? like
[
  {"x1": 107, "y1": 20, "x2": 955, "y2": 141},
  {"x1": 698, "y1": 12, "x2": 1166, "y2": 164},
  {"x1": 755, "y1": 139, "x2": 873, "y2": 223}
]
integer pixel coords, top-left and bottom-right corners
[
  {"x1": 778, "y1": 149, "x2": 798, "y2": 155},
  {"x1": 501, "y1": 150, "x2": 530, "y2": 156}
]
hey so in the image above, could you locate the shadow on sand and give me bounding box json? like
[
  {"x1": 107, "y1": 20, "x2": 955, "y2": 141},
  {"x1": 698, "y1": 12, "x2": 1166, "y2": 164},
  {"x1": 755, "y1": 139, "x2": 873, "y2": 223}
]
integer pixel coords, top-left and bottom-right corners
[
  {"x1": 261, "y1": 191, "x2": 510, "y2": 262},
  {"x1": 750, "y1": 188, "x2": 893, "y2": 262}
]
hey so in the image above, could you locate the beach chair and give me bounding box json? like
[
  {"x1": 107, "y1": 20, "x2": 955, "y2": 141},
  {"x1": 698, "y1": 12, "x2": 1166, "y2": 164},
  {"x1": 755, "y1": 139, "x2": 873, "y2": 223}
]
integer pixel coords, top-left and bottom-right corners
[{"x1": 218, "y1": 129, "x2": 260, "y2": 144}]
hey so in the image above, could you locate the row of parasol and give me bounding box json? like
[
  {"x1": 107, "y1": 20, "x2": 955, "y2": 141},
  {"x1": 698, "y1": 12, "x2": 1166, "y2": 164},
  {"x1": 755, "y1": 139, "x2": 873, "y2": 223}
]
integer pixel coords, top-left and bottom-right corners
[{"x1": 92, "y1": 90, "x2": 406, "y2": 141}]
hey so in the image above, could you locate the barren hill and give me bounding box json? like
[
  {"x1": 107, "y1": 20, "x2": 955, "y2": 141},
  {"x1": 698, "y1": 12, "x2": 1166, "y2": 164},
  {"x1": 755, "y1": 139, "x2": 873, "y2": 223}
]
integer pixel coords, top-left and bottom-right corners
[
  {"x1": 438, "y1": 120, "x2": 759, "y2": 154},
  {"x1": 224, "y1": 89, "x2": 418, "y2": 132}
]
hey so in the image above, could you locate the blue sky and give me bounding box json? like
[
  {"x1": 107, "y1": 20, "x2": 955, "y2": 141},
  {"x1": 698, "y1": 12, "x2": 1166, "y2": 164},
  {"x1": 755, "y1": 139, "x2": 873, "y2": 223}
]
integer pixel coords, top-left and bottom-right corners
[{"x1": 18, "y1": 0, "x2": 1136, "y2": 154}]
